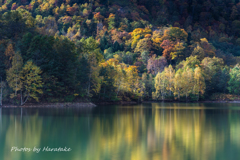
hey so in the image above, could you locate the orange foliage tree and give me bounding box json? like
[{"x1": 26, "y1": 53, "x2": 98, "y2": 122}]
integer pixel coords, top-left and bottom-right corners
[{"x1": 160, "y1": 39, "x2": 174, "y2": 60}]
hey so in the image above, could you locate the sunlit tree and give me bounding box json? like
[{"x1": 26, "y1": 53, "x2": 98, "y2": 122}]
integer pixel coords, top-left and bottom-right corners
[
  {"x1": 193, "y1": 67, "x2": 205, "y2": 101},
  {"x1": 20, "y1": 61, "x2": 43, "y2": 105}
]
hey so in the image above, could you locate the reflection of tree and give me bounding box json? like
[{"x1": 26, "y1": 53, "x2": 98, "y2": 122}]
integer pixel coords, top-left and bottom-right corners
[
  {"x1": 79, "y1": 107, "x2": 148, "y2": 160},
  {"x1": 230, "y1": 112, "x2": 240, "y2": 147},
  {"x1": 81, "y1": 104, "x2": 240, "y2": 160},
  {"x1": 150, "y1": 103, "x2": 224, "y2": 160},
  {"x1": 1, "y1": 105, "x2": 240, "y2": 160},
  {"x1": 0, "y1": 108, "x2": 2, "y2": 133},
  {"x1": 3, "y1": 113, "x2": 42, "y2": 160}
]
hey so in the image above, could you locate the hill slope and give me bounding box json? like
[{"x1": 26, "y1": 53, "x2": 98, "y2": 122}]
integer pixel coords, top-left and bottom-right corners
[{"x1": 0, "y1": 0, "x2": 240, "y2": 104}]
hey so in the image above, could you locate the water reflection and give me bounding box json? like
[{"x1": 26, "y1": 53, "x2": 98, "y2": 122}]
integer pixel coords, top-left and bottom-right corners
[{"x1": 0, "y1": 103, "x2": 240, "y2": 160}]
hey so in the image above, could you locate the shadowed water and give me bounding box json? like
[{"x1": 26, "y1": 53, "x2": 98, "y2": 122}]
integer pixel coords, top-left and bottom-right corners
[{"x1": 0, "y1": 103, "x2": 240, "y2": 160}]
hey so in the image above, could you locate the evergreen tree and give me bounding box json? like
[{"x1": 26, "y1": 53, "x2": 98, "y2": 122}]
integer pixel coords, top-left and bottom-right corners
[
  {"x1": 218, "y1": 67, "x2": 230, "y2": 94},
  {"x1": 4, "y1": 43, "x2": 15, "y2": 69}
]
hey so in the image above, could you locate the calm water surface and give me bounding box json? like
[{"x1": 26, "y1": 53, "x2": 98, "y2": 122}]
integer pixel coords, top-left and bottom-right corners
[{"x1": 0, "y1": 103, "x2": 240, "y2": 160}]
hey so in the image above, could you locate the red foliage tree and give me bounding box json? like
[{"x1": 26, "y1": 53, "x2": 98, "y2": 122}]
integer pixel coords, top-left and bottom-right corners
[
  {"x1": 66, "y1": 7, "x2": 76, "y2": 16},
  {"x1": 11, "y1": 3, "x2": 17, "y2": 10},
  {"x1": 160, "y1": 39, "x2": 174, "y2": 60}
]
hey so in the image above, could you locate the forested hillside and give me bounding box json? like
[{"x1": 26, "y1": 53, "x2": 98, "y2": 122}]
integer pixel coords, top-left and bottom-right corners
[{"x1": 1, "y1": 0, "x2": 240, "y2": 104}]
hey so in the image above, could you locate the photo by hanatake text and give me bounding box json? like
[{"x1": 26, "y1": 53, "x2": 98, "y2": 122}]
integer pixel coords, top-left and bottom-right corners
[{"x1": 11, "y1": 146, "x2": 72, "y2": 153}]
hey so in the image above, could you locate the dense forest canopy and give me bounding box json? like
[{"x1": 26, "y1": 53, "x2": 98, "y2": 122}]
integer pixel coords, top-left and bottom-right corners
[{"x1": 1, "y1": 0, "x2": 240, "y2": 104}]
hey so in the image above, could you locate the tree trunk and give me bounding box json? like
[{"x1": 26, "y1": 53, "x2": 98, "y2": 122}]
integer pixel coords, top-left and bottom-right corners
[
  {"x1": 87, "y1": 72, "x2": 92, "y2": 97},
  {"x1": 178, "y1": 90, "x2": 180, "y2": 100},
  {"x1": 21, "y1": 92, "x2": 29, "y2": 106},
  {"x1": 15, "y1": 56, "x2": 19, "y2": 96},
  {"x1": 186, "y1": 92, "x2": 187, "y2": 102},
  {"x1": 103, "y1": 86, "x2": 106, "y2": 100},
  {"x1": 162, "y1": 80, "x2": 165, "y2": 100},
  {"x1": 116, "y1": 80, "x2": 122, "y2": 98},
  {"x1": 21, "y1": 90, "x2": 23, "y2": 105},
  {"x1": 169, "y1": 70, "x2": 171, "y2": 96},
  {"x1": 15, "y1": 76, "x2": 17, "y2": 96}
]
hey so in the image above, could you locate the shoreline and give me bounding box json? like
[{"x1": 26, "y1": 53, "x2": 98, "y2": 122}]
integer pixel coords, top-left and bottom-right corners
[
  {"x1": 1, "y1": 100, "x2": 240, "y2": 108},
  {"x1": 96, "y1": 100, "x2": 240, "y2": 105},
  {"x1": 0, "y1": 102, "x2": 97, "y2": 108},
  {"x1": 142, "y1": 100, "x2": 240, "y2": 103}
]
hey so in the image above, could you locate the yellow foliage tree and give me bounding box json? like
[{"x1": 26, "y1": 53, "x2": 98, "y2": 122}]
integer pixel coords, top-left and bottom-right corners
[
  {"x1": 181, "y1": 67, "x2": 194, "y2": 101},
  {"x1": 193, "y1": 67, "x2": 206, "y2": 101},
  {"x1": 20, "y1": 61, "x2": 43, "y2": 105},
  {"x1": 100, "y1": 58, "x2": 140, "y2": 100},
  {"x1": 131, "y1": 27, "x2": 152, "y2": 49},
  {"x1": 174, "y1": 69, "x2": 183, "y2": 100},
  {"x1": 170, "y1": 42, "x2": 185, "y2": 60},
  {"x1": 154, "y1": 71, "x2": 168, "y2": 100},
  {"x1": 164, "y1": 65, "x2": 175, "y2": 96}
]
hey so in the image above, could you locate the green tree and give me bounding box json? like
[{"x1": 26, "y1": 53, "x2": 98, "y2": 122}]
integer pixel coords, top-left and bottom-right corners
[
  {"x1": 74, "y1": 57, "x2": 90, "y2": 97},
  {"x1": 0, "y1": 44, "x2": 6, "y2": 80},
  {"x1": 170, "y1": 42, "x2": 186, "y2": 61},
  {"x1": 201, "y1": 57, "x2": 224, "y2": 94},
  {"x1": 77, "y1": 37, "x2": 103, "y2": 97},
  {"x1": 181, "y1": 67, "x2": 194, "y2": 101},
  {"x1": 98, "y1": 65, "x2": 117, "y2": 101},
  {"x1": 164, "y1": 65, "x2": 175, "y2": 97},
  {"x1": 228, "y1": 64, "x2": 240, "y2": 95},
  {"x1": 193, "y1": 67, "x2": 206, "y2": 101},
  {"x1": 78, "y1": 37, "x2": 103, "y2": 62},
  {"x1": 141, "y1": 73, "x2": 153, "y2": 100},
  {"x1": 154, "y1": 71, "x2": 167, "y2": 100},
  {"x1": 100, "y1": 35, "x2": 110, "y2": 51},
  {"x1": 134, "y1": 38, "x2": 152, "y2": 54},
  {"x1": 2, "y1": 11, "x2": 28, "y2": 39},
  {"x1": 174, "y1": 69, "x2": 183, "y2": 100},
  {"x1": 212, "y1": 66, "x2": 230, "y2": 93},
  {"x1": 4, "y1": 43, "x2": 15, "y2": 69},
  {"x1": 192, "y1": 45, "x2": 205, "y2": 61},
  {"x1": 20, "y1": 61, "x2": 43, "y2": 105},
  {"x1": 6, "y1": 52, "x2": 23, "y2": 99},
  {"x1": 176, "y1": 55, "x2": 200, "y2": 70},
  {"x1": 167, "y1": 27, "x2": 188, "y2": 42},
  {"x1": 141, "y1": 51, "x2": 149, "y2": 65},
  {"x1": 54, "y1": 37, "x2": 77, "y2": 93},
  {"x1": 108, "y1": 13, "x2": 116, "y2": 30},
  {"x1": 218, "y1": 67, "x2": 230, "y2": 94}
]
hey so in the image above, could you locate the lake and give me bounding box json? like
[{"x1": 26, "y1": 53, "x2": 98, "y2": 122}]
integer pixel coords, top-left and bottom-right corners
[{"x1": 0, "y1": 103, "x2": 240, "y2": 160}]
